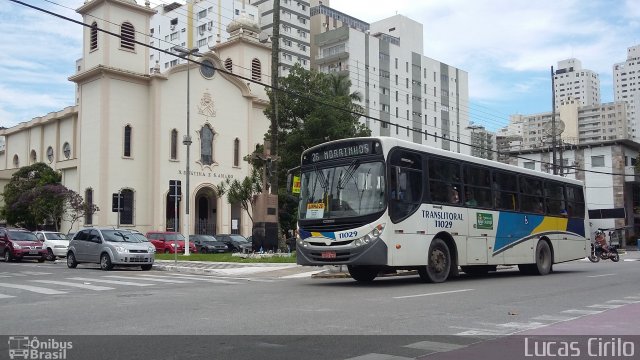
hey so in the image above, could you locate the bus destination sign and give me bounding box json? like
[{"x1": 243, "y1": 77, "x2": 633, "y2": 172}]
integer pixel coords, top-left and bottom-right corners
[{"x1": 306, "y1": 141, "x2": 376, "y2": 164}]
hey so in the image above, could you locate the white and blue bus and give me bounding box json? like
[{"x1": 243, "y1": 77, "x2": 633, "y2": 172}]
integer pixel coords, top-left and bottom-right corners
[{"x1": 295, "y1": 137, "x2": 588, "y2": 282}]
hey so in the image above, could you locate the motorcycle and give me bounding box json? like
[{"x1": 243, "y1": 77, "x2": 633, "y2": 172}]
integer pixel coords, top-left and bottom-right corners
[{"x1": 588, "y1": 229, "x2": 620, "y2": 263}]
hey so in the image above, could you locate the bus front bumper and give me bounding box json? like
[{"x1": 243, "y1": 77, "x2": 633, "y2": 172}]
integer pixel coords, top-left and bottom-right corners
[{"x1": 296, "y1": 238, "x2": 388, "y2": 266}]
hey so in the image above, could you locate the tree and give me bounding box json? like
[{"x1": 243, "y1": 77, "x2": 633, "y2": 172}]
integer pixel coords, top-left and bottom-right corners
[
  {"x1": 216, "y1": 154, "x2": 263, "y2": 229},
  {"x1": 1, "y1": 163, "x2": 62, "y2": 229},
  {"x1": 263, "y1": 65, "x2": 370, "y2": 235}
]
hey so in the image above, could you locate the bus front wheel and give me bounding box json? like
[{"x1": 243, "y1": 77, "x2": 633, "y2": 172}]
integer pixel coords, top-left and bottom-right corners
[
  {"x1": 347, "y1": 265, "x2": 378, "y2": 282},
  {"x1": 418, "y1": 238, "x2": 451, "y2": 283}
]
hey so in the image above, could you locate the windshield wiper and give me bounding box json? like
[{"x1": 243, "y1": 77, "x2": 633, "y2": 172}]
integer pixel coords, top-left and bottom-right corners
[{"x1": 337, "y1": 159, "x2": 360, "y2": 190}]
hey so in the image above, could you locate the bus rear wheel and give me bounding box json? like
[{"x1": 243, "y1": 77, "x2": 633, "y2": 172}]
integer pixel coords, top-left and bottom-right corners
[
  {"x1": 347, "y1": 265, "x2": 378, "y2": 282},
  {"x1": 418, "y1": 238, "x2": 451, "y2": 283},
  {"x1": 519, "y1": 240, "x2": 552, "y2": 275}
]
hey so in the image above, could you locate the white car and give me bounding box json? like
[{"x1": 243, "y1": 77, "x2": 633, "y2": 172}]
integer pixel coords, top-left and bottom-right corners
[{"x1": 35, "y1": 231, "x2": 70, "y2": 261}]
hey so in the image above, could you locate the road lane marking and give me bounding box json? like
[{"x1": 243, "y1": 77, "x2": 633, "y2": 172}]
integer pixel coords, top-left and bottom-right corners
[
  {"x1": 136, "y1": 274, "x2": 239, "y2": 285},
  {"x1": 0, "y1": 294, "x2": 16, "y2": 299},
  {"x1": 103, "y1": 275, "x2": 193, "y2": 284},
  {"x1": 587, "y1": 273, "x2": 616, "y2": 278},
  {"x1": 66, "y1": 277, "x2": 154, "y2": 287},
  {"x1": 30, "y1": 280, "x2": 114, "y2": 291},
  {"x1": 20, "y1": 271, "x2": 53, "y2": 276},
  {"x1": 0, "y1": 283, "x2": 67, "y2": 295},
  {"x1": 393, "y1": 289, "x2": 474, "y2": 299}
]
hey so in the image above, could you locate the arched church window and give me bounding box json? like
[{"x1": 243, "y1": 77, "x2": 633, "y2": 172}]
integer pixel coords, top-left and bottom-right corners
[
  {"x1": 233, "y1": 138, "x2": 240, "y2": 167},
  {"x1": 200, "y1": 125, "x2": 215, "y2": 165},
  {"x1": 224, "y1": 58, "x2": 233, "y2": 73},
  {"x1": 170, "y1": 129, "x2": 178, "y2": 160},
  {"x1": 251, "y1": 58, "x2": 261, "y2": 81},
  {"x1": 124, "y1": 125, "x2": 132, "y2": 157},
  {"x1": 90, "y1": 22, "x2": 98, "y2": 51},
  {"x1": 121, "y1": 22, "x2": 135, "y2": 51}
]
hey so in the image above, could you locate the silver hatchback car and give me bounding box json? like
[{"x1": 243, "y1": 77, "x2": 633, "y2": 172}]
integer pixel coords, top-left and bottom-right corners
[{"x1": 67, "y1": 228, "x2": 155, "y2": 271}]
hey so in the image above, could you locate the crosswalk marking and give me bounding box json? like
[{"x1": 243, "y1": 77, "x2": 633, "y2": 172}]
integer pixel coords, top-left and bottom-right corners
[
  {"x1": 405, "y1": 340, "x2": 468, "y2": 352},
  {"x1": 344, "y1": 353, "x2": 415, "y2": 360},
  {"x1": 0, "y1": 294, "x2": 16, "y2": 299},
  {"x1": 103, "y1": 275, "x2": 193, "y2": 284},
  {"x1": 561, "y1": 309, "x2": 603, "y2": 315},
  {"x1": 0, "y1": 283, "x2": 67, "y2": 295},
  {"x1": 136, "y1": 274, "x2": 240, "y2": 285},
  {"x1": 66, "y1": 277, "x2": 154, "y2": 287},
  {"x1": 587, "y1": 304, "x2": 623, "y2": 309},
  {"x1": 531, "y1": 314, "x2": 578, "y2": 322},
  {"x1": 30, "y1": 280, "x2": 114, "y2": 291}
]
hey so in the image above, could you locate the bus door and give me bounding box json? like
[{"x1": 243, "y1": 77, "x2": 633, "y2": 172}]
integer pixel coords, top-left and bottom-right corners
[{"x1": 466, "y1": 210, "x2": 491, "y2": 264}]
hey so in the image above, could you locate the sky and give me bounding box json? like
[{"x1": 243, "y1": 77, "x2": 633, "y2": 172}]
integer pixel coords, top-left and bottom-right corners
[{"x1": 1, "y1": 0, "x2": 640, "y2": 131}]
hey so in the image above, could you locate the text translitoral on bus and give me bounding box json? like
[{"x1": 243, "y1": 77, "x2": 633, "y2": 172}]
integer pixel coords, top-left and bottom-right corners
[{"x1": 295, "y1": 136, "x2": 589, "y2": 283}]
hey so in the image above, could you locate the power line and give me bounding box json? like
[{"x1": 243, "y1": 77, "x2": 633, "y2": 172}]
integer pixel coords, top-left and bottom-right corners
[{"x1": 8, "y1": 0, "x2": 634, "y2": 178}]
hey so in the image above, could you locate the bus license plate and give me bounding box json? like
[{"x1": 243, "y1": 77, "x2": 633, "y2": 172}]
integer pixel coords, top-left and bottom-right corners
[{"x1": 321, "y1": 251, "x2": 336, "y2": 259}]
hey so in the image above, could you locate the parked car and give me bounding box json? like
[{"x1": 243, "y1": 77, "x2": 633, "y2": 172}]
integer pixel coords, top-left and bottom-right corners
[
  {"x1": 67, "y1": 227, "x2": 155, "y2": 271},
  {"x1": 146, "y1": 231, "x2": 197, "y2": 254},
  {"x1": 35, "y1": 231, "x2": 70, "y2": 261},
  {"x1": 0, "y1": 227, "x2": 47, "y2": 262},
  {"x1": 189, "y1": 235, "x2": 228, "y2": 253},
  {"x1": 215, "y1": 234, "x2": 252, "y2": 253}
]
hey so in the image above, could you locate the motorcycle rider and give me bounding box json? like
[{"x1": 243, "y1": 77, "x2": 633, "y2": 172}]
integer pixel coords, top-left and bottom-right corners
[{"x1": 594, "y1": 229, "x2": 611, "y2": 253}]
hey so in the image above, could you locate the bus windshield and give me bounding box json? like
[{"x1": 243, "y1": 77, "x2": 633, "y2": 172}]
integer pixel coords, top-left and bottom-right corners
[{"x1": 298, "y1": 160, "x2": 386, "y2": 220}]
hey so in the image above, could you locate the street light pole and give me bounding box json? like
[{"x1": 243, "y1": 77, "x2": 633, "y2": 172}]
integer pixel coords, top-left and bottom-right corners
[{"x1": 173, "y1": 46, "x2": 203, "y2": 256}]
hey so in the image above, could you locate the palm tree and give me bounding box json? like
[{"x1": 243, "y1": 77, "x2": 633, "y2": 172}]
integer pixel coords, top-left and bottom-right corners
[{"x1": 328, "y1": 73, "x2": 362, "y2": 102}]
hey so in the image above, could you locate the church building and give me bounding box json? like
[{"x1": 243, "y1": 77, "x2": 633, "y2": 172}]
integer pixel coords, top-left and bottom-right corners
[{"x1": 0, "y1": 0, "x2": 272, "y2": 237}]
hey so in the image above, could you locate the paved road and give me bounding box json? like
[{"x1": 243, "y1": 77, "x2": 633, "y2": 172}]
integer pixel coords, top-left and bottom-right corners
[{"x1": 0, "y1": 255, "x2": 638, "y2": 359}]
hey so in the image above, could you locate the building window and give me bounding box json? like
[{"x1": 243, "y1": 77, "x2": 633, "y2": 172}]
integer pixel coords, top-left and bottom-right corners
[
  {"x1": 124, "y1": 125, "x2": 132, "y2": 157},
  {"x1": 90, "y1": 22, "x2": 98, "y2": 51},
  {"x1": 224, "y1": 58, "x2": 233, "y2": 73},
  {"x1": 251, "y1": 58, "x2": 261, "y2": 81},
  {"x1": 591, "y1": 155, "x2": 605, "y2": 167},
  {"x1": 200, "y1": 124, "x2": 215, "y2": 165},
  {"x1": 30, "y1": 150, "x2": 37, "y2": 164},
  {"x1": 120, "y1": 22, "x2": 135, "y2": 50},
  {"x1": 63, "y1": 142, "x2": 71, "y2": 159},
  {"x1": 12, "y1": 154, "x2": 19, "y2": 168},
  {"x1": 120, "y1": 189, "x2": 134, "y2": 225},
  {"x1": 233, "y1": 138, "x2": 240, "y2": 167},
  {"x1": 170, "y1": 129, "x2": 178, "y2": 160},
  {"x1": 46, "y1": 146, "x2": 54, "y2": 163},
  {"x1": 85, "y1": 188, "x2": 94, "y2": 225},
  {"x1": 523, "y1": 161, "x2": 535, "y2": 170}
]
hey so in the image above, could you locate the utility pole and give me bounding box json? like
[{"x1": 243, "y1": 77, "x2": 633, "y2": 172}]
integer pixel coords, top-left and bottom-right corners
[
  {"x1": 270, "y1": 0, "x2": 280, "y2": 194},
  {"x1": 551, "y1": 66, "x2": 558, "y2": 175}
]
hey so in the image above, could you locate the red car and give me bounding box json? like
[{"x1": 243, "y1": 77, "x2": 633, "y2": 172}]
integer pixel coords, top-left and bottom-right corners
[
  {"x1": 145, "y1": 231, "x2": 197, "y2": 254},
  {"x1": 0, "y1": 227, "x2": 47, "y2": 262}
]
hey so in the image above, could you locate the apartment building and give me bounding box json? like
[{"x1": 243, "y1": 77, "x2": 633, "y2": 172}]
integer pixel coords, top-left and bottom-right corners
[
  {"x1": 250, "y1": 0, "x2": 312, "y2": 76},
  {"x1": 149, "y1": 0, "x2": 260, "y2": 73},
  {"x1": 613, "y1": 44, "x2": 640, "y2": 141},
  {"x1": 553, "y1": 58, "x2": 600, "y2": 110},
  {"x1": 467, "y1": 125, "x2": 495, "y2": 160},
  {"x1": 310, "y1": 3, "x2": 471, "y2": 154}
]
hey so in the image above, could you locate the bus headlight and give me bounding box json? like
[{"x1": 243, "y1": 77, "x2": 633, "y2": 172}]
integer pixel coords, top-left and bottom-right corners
[{"x1": 353, "y1": 224, "x2": 385, "y2": 248}]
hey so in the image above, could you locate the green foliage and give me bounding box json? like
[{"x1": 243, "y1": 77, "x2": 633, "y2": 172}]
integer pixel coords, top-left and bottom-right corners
[
  {"x1": 155, "y1": 252, "x2": 296, "y2": 263},
  {"x1": 216, "y1": 167, "x2": 262, "y2": 224},
  {"x1": 0, "y1": 162, "x2": 97, "y2": 230},
  {"x1": 264, "y1": 65, "x2": 371, "y2": 233},
  {"x1": 1, "y1": 163, "x2": 63, "y2": 228}
]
